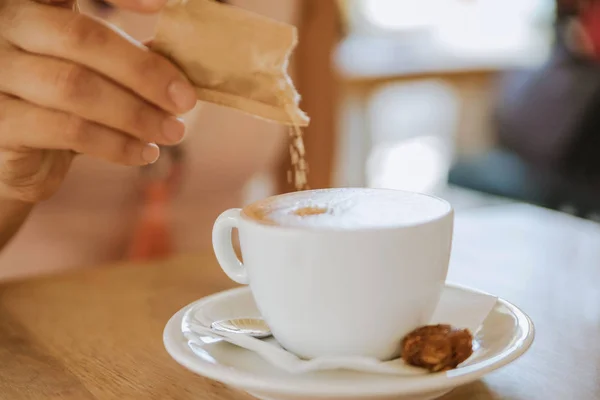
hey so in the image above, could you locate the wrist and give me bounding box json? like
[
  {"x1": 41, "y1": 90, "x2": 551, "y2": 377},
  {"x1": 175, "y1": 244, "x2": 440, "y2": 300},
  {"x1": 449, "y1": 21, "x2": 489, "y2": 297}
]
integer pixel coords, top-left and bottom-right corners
[
  {"x1": 0, "y1": 196, "x2": 35, "y2": 213},
  {"x1": 0, "y1": 196, "x2": 34, "y2": 250}
]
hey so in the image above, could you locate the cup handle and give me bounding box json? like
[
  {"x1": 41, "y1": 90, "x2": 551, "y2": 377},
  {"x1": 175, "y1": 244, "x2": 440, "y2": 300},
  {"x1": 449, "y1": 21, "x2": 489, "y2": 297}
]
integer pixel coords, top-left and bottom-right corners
[{"x1": 212, "y1": 208, "x2": 249, "y2": 285}]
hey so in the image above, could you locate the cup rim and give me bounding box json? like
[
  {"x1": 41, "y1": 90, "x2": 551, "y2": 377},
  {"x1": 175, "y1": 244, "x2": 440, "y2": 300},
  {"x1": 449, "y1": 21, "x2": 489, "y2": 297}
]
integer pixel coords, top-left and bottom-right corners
[{"x1": 240, "y1": 188, "x2": 453, "y2": 232}]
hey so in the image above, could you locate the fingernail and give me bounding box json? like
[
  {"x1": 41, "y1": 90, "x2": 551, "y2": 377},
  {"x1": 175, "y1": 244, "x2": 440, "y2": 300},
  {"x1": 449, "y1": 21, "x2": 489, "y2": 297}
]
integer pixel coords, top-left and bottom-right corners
[
  {"x1": 162, "y1": 117, "x2": 185, "y2": 143},
  {"x1": 168, "y1": 80, "x2": 197, "y2": 112},
  {"x1": 142, "y1": 143, "x2": 160, "y2": 164}
]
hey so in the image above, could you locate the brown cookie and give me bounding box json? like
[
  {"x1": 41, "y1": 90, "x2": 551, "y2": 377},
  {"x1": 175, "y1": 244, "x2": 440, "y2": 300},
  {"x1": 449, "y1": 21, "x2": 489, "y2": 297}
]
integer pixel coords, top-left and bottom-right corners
[{"x1": 401, "y1": 324, "x2": 473, "y2": 372}]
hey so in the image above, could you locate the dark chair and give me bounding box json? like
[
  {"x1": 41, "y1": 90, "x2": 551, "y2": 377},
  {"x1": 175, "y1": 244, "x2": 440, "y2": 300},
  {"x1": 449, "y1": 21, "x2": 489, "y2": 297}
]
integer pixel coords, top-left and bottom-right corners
[{"x1": 449, "y1": 148, "x2": 600, "y2": 218}]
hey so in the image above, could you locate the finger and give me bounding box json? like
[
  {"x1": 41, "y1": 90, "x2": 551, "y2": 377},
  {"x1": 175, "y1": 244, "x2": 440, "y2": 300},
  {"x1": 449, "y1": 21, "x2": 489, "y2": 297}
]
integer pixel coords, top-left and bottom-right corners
[
  {"x1": 36, "y1": 0, "x2": 165, "y2": 13},
  {"x1": 35, "y1": 0, "x2": 75, "y2": 9},
  {"x1": 0, "y1": 94, "x2": 160, "y2": 166},
  {"x1": 1, "y1": 2, "x2": 197, "y2": 114},
  {"x1": 0, "y1": 48, "x2": 186, "y2": 146},
  {"x1": 90, "y1": 0, "x2": 168, "y2": 14}
]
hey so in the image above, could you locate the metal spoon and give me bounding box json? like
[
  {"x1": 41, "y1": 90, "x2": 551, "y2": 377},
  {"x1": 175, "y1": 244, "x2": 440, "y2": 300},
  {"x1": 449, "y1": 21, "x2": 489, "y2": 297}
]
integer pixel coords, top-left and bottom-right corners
[{"x1": 210, "y1": 317, "x2": 272, "y2": 339}]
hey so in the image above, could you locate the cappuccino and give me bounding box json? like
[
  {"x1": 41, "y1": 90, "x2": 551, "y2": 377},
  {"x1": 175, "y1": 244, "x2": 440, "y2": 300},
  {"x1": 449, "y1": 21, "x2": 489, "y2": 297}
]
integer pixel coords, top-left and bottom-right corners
[
  {"x1": 243, "y1": 188, "x2": 451, "y2": 229},
  {"x1": 214, "y1": 187, "x2": 454, "y2": 359}
]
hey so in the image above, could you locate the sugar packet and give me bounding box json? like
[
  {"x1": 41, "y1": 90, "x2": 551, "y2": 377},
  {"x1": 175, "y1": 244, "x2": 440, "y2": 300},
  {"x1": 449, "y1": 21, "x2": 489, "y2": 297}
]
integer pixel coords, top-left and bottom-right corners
[{"x1": 151, "y1": 0, "x2": 309, "y2": 127}]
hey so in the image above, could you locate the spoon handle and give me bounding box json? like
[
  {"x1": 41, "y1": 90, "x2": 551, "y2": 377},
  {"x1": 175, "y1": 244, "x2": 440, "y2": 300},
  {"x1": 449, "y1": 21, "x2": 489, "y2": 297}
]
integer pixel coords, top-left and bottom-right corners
[{"x1": 185, "y1": 322, "x2": 303, "y2": 371}]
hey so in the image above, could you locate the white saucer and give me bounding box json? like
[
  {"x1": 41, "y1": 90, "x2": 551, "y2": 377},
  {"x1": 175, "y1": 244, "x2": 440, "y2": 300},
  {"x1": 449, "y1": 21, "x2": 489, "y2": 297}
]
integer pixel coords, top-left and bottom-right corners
[{"x1": 164, "y1": 285, "x2": 534, "y2": 400}]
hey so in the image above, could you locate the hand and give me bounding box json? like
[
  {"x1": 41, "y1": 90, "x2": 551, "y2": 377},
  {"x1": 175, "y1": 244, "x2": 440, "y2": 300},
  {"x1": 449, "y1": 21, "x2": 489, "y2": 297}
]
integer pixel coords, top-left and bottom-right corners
[
  {"x1": 86, "y1": 0, "x2": 171, "y2": 14},
  {"x1": 0, "y1": 0, "x2": 197, "y2": 203}
]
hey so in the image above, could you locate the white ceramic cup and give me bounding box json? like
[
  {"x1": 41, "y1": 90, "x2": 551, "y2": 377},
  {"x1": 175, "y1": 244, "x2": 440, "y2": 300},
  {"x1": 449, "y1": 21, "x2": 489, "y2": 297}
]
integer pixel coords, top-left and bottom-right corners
[{"x1": 212, "y1": 189, "x2": 454, "y2": 360}]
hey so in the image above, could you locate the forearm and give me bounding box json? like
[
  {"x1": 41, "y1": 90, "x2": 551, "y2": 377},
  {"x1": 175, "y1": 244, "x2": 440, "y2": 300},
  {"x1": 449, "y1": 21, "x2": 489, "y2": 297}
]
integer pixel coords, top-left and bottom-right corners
[{"x1": 0, "y1": 198, "x2": 33, "y2": 251}]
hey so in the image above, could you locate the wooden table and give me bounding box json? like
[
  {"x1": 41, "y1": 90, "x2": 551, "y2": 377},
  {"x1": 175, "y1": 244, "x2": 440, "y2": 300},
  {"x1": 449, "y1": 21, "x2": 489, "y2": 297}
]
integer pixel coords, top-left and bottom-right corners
[{"x1": 1, "y1": 203, "x2": 599, "y2": 399}]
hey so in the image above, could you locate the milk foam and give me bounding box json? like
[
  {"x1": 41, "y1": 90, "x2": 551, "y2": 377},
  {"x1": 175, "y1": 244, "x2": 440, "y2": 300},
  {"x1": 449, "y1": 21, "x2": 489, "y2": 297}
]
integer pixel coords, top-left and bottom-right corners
[{"x1": 245, "y1": 188, "x2": 451, "y2": 229}]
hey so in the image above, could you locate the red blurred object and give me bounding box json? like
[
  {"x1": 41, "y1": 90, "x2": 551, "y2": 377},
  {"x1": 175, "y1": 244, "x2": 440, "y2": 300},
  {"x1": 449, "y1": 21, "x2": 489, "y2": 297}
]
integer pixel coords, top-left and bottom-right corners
[
  {"x1": 127, "y1": 180, "x2": 172, "y2": 261},
  {"x1": 580, "y1": 1, "x2": 600, "y2": 57},
  {"x1": 127, "y1": 147, "x2": 184, "y2": 261}
]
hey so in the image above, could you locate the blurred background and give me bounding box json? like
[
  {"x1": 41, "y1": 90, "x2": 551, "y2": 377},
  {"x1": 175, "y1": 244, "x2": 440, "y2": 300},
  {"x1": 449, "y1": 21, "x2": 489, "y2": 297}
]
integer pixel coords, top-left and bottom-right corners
[
  {"x1": 4, "y1": 0, "x2": 600, "y2": 281},
  {"x1": 267, "y1": 0, "x2": 600, "y2": 218}
]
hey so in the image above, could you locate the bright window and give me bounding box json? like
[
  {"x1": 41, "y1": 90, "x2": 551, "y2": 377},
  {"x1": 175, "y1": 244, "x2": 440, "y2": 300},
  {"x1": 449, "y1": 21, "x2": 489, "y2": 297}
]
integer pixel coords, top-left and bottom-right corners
[{"x1": 348, "y1": 0, "x2": 555, "y2": 57}]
